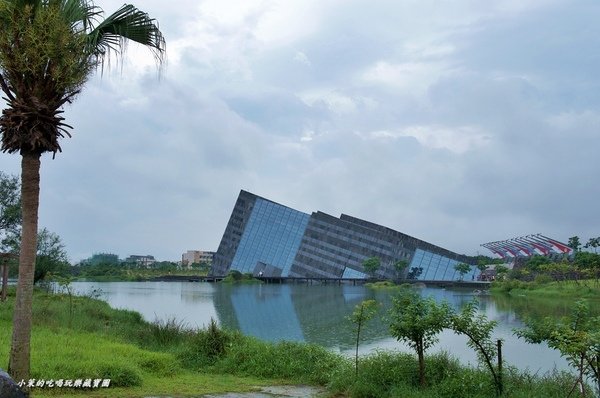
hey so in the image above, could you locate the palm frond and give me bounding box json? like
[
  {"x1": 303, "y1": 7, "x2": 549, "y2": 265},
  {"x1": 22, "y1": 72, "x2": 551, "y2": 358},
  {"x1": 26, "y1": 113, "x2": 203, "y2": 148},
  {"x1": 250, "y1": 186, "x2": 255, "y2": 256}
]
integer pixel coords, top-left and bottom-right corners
[
  {"x1": 87, "y1": 4, "x2": 165, "y2": 66},
  {"x1": 56, "y1": 0, "x2": 102, "y2": 32}
]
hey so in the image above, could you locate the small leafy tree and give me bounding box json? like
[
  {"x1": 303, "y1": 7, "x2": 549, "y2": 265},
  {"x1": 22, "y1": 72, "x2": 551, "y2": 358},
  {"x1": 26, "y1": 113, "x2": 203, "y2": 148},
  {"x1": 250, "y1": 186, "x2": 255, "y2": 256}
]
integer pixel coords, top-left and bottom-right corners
[
  {"x1": 450, "y1": 300, "x2": 503, "y2": 396},
  {"x1": 347, "y1": 299, "x2": 378, "y2": 376},
  {"x1": 569, "y1": 236, "x2": 582, "y2": 252},
  {"x1": 55, "y1": 275, "x2": 75, "y2": 327},
  {"x1": 362, "y1": 257, "x2": 380, "y2": 278},
  {"x1": 584, "y1": 237, "x2": 599, "y2": 254},
  {"x1": 515, "y1": 300, "x2": 600, "y2": 397},
  {"x1": 393, "y1": 260, "x2": 408, "y2": 280},
  {"x1": 476, "y1": 263, "x2": 488, "y2": 275},
  {"x1": 495, "y1": 265, "x2": 509, "y2": 280},
  {"x1": 7, "y1": 228, "x2": 70, "y2": 283},
  {"x1": 454, "y1": 263, "x2": 472, "y2": 281},
  {"x1": 388, "y1": 288, "x2": 452, "y2": 387}
]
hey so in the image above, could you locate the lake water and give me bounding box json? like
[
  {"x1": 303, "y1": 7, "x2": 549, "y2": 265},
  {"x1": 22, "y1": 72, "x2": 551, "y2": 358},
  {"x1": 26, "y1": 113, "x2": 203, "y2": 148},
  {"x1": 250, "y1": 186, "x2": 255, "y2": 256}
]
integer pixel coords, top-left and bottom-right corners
[{"x1": 70, "y1": 281, "x2": 572, "y2": 374}]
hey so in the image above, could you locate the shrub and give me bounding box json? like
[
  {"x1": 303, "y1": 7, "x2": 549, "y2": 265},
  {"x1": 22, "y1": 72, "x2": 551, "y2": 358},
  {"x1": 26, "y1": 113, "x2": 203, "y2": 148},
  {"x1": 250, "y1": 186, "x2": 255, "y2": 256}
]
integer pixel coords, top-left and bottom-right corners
[
  {"x1": 139, "y1": 316, "x2": 188, "y2": 348},
  {"x1": 214, "y1": 337, "x2": 341, "y2": 384},
  {"x1": 178, "y1": 318, "x2": 233, "y2": 368},
  {"x1": 534, "y1": 274, "x2": 553, "y2": 285},
  {"x1": 97, "y1": 363, "x2": 142, "y2": 387}
]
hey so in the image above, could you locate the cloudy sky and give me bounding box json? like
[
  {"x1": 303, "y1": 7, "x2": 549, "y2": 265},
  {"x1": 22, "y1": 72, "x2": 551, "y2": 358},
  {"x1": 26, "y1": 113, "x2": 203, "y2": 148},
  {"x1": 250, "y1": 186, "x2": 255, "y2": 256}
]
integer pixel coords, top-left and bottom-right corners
[{"x1": 1, "y1": 0, "x2": 599, "y2": 262}]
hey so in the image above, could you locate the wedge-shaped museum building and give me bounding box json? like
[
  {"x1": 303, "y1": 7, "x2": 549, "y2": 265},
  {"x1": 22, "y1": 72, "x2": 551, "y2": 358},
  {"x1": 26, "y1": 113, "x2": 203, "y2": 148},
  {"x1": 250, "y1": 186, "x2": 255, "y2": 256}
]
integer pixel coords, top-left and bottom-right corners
[{"x1": 212, "y1": 190, "x2": 477, "y2": 281}]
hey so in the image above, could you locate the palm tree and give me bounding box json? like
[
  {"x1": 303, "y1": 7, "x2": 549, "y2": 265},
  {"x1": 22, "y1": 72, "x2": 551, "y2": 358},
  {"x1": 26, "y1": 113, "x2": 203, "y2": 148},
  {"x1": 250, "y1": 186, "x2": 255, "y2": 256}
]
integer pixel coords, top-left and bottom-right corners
[{"x1": 0, "y1": 0, "x2": 165, "y2": 382}]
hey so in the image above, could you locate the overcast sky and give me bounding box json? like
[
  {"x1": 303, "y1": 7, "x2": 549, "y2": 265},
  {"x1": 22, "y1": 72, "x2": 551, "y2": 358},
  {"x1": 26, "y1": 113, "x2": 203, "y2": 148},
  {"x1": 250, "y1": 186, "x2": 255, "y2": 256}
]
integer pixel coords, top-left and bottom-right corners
[{"x1": 1, "y1": 0, "x2": 599, "y2": 262}]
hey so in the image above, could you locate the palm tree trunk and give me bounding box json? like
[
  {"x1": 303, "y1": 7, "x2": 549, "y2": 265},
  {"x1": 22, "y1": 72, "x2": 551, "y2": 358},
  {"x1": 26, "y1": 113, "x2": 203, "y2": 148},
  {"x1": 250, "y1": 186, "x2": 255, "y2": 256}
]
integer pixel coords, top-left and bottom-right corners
[{"x1": 8, "y1": 152, "x2": 40, "y2": 383}]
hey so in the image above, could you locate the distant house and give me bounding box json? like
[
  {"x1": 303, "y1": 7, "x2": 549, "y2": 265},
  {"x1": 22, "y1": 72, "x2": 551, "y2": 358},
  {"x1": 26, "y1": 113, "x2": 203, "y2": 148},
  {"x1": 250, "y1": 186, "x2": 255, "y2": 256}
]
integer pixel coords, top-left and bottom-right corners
[
  {"x1": 124, "y1": 255, "x2": 156, "y2": 267},
  {"x1": 181, "y1": 250, "x2": 215, "y2": 268}
]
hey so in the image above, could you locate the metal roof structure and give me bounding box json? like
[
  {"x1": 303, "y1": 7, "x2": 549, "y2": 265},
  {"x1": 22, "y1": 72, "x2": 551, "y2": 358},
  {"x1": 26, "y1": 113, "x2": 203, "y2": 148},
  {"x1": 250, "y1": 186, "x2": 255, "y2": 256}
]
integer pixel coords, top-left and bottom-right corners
[{"x1": 481, "y1": 234, "x2": 572, "y2": 259}]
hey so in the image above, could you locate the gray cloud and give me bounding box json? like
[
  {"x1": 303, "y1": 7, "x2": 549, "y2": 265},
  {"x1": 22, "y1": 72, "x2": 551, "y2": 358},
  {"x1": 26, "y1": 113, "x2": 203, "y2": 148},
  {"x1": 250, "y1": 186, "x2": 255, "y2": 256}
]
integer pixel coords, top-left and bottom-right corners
[{"x1": 1, "y1": 0, "x2": 598, "y2": 262}]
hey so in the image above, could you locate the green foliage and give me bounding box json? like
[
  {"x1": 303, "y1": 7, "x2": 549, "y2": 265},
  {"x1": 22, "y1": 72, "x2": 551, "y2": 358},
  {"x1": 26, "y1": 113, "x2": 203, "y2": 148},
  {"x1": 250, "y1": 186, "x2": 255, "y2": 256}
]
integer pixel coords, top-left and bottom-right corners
[
  {"x1": 454, "y1": 263, "x2": 472, "y2": 280},
  {"x1": 495, "y1": 265, "x2": 509, "y2": 276},
  {"x1": 328, "y1": 350, "x2": 584, "y2": 398},
  {"x1": 394, "y1": 260, "x2": 409, "y2": 275},
  {"x1": 362, "y1": 256, "x2": 381, "y2": 277},
  {"x1": 525, "y1": 255, "x2": 552, "y2": 271},
  {"x1": 141, "y1": 316, "x2": 188, "y2": 348},
  {"x1": 365, "y1": 280, "x2": 398, "y2": 289},
  {"x1": 477, "y1": 255, "x2": 504, "y2": 266},
  {"x1": 178, "y1": 318, "x2": 232, "y2": 368},
  {"x1": 575, "y1": 251, "x2": 600, "y2": 270},
  {"x1": 533, "y1": 274, "x2": 553, "y2": 284},
  {"x1": 584, "y1": 237, "x2": 600, "y2": 253},
  {"x1": 213, "y1": 338, "x2": 340, "y2": 385},
  {"x1": 569, "y1": 236, "x2": 582, "y2": 252},
  {"x1": 0, "y1": 171, "x2": 20, "y2": 250},
  {"x1": 388, "y1": 288, "x2": 452, "y2": 386},
  {"x1": 83, "y1": 253, "x2": 120, "y2": 266},
  {"x1": 515, "y1": 300, "x2": 600, "y2": 396},
  {"x1": 450, "y1": 299, "x2": 503, "y2": 396},
  {"x1": 221, "y1": 270, "x2": 261, "y2": 284},
  {"x1": 347, "y1": 299, "x2": 379, "y2": 376}
]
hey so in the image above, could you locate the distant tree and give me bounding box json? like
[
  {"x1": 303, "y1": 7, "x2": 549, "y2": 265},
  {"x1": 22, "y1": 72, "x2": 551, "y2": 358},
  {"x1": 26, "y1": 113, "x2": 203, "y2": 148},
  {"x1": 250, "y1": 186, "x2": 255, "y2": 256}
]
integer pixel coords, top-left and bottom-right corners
[
  {"x1": 34, "y1": 228, "x2": 69, "y2": 283},
  {"x1": 388, "y1": 288, "x2": 452, "y2": 387},
  {"x1": 362, "y1": 257, "x2": 380, "y2": 278},
  {"x1": 347, "y1": 299, "x2": 378, "y2": 376},
  {"x1": 477, "y1": 255, "x2": 504, "y2": 266},
  {"x1": 574, "y1": 252, "x2": 600, "y2": 284},
  {"x1": 84, "y1": 253, "x2": 119, "y2": 266},
  {"x1": 476, "y1": 263, "x2": 488, "y2": 275},
  {"x1": 407, "y1": 266, "x2": 423, "y2": 280},
  {"x1": 515, "y1": 300, "x2": 600, "y2": 397},
  {"x1": 495, "y1": 265, "x2": 509, "y2": 280},
  {"x1": 7, "y1": 228, "x2": 69, "y2": 283},
  {"x1": 539, "y1": 262, "x2": 570, "y2": 283},
  {"x1": 393, "y1": 260, "x2": 408, "y2": 279},
  {"x1": 568, "y1": 236, "x2": 582, "y2": 252},
  {"x1": 584, "y1": 237, "x2": 599, "y2": 254},
  {"x1": 454, "y1": 263, "x2": 472, "y2": 281},
  {"x1": 525, "y1": 255, "x2": 552, "y2": 271},
  {"x1": 0, "y1": 172, "x2": 20, "y2": 250}
]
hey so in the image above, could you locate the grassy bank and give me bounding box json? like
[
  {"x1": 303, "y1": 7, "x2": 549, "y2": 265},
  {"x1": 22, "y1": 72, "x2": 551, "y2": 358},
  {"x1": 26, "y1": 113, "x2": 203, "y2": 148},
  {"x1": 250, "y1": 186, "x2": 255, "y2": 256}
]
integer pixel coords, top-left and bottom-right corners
[
  {"x1": 220, "y1": 271, "x2": 262, "y2": 284},
  {"x1": 74, "y1": 268, "x2": 209, "y2": 282},
  {"x1": 0, "y1": 287, "x2": 593, "y2": 397},
  {"x1": 490, "y1": 279, "x2": 600, "y2": 299}
]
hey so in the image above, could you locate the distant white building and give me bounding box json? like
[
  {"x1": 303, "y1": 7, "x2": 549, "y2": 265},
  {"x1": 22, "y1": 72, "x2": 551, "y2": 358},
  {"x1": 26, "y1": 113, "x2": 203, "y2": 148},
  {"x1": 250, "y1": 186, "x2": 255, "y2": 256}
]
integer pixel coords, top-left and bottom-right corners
[
  {"x1": 125, "y1": 254, "x2": 156, "y2": 267},
  {"x1": 181, "y1": 250, "x2": 215, "y2": 267}
]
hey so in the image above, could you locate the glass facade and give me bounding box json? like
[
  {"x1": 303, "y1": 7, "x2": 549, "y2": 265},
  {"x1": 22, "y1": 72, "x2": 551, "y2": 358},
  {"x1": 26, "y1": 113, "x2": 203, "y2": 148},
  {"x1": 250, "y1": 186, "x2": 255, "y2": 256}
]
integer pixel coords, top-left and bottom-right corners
[
  {"x1": 408, "y1": 249, "x2": 479, "y2": 281},
  {"x1": 230, "y1": 198, "x2": 310, "y2": 276},
  {"x1": 342, "y1": 267, "x2": 368, "y2": 279}
]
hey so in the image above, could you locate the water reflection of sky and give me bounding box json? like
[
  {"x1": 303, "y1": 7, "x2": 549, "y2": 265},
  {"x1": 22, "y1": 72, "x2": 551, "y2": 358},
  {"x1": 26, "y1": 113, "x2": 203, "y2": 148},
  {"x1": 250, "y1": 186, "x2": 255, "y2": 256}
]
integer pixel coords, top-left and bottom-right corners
[{"x1": 71, "y1": 281, "x2": 570, "y2": 374}]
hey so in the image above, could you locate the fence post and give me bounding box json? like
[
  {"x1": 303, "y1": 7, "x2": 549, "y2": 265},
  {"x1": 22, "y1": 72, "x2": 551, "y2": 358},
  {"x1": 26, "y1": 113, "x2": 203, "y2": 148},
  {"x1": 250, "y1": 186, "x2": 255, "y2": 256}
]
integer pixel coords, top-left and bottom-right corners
[{"x1": 497, "y1": 339, "x2": 503, "y2": 396}]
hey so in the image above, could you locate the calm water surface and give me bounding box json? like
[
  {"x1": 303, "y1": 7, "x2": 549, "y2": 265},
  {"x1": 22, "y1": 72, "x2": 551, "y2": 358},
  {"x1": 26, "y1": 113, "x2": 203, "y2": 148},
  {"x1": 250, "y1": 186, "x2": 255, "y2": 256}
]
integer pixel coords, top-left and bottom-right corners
[{"x1": 71, "y1": 281, "x2": 571, "y2": 374}]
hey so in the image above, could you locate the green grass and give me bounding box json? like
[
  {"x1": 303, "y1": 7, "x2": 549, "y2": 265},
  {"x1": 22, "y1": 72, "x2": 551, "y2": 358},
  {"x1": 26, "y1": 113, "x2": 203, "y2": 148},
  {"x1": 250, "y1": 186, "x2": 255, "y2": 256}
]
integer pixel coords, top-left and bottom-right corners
[
  {"x1": 76, "y1": 268, "x2": 209, "y2": 282},
  {"x1": 328, "y1": 351, "x2": 593, "y2": 398},
  {"x1": 491, "y1": 279, "x2": 600, "y2": 299}
]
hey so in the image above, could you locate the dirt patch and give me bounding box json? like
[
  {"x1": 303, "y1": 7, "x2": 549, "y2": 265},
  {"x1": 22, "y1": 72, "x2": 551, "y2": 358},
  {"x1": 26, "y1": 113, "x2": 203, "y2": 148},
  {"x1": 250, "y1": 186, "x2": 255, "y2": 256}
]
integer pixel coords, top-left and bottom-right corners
[{"x1": 201, "y1": 385, "x2": 327, "y2": 397}]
